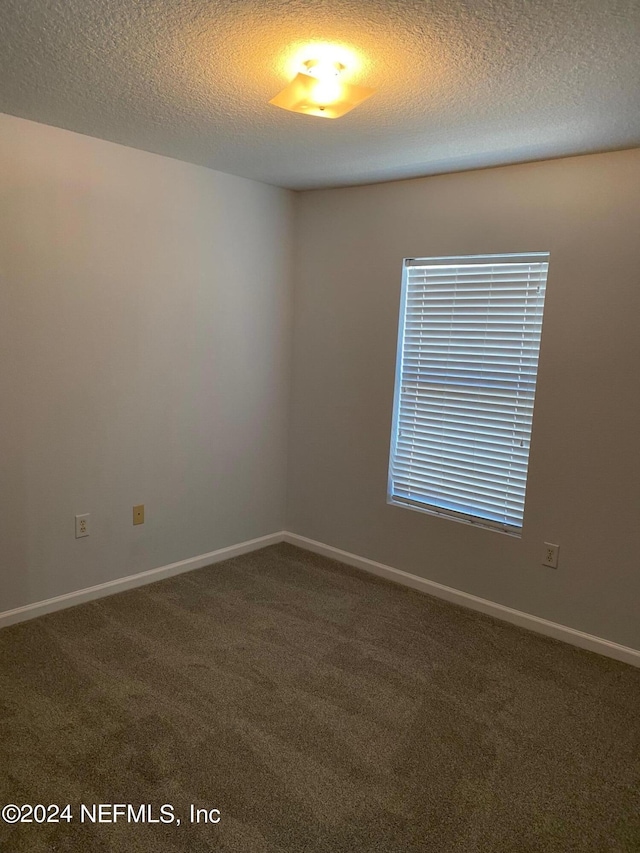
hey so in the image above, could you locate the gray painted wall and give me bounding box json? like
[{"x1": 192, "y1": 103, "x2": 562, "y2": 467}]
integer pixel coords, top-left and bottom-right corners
[
  {"x1": 0, "y1": 113, "x2": 293, "y2": 612},
  {"x1": 2, "y1": 112, "x2": 639, "y2": 653},
  {"x1": 289, "y1": 150, "x2": 640, "y2": 649}
]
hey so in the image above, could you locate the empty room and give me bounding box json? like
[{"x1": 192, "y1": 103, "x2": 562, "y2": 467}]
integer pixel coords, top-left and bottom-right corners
[{"x1": 1, "y1": 0, "x2": 639, "y2": 850}]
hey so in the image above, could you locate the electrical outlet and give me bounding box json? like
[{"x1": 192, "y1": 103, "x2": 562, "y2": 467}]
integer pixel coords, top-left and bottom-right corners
[
  {"x1": 75, "y1": 513, "x2": 90, "y2": 538},
  {"x1": 543, "y1": 542, "x2": 559, "y2": 569},
  {"x1": 133, "y1": 504, "x2": 145, "y2": 525}
]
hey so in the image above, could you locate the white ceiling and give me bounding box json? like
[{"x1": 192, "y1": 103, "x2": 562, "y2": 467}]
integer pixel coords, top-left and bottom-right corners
[{"x1": 1, "y1": 0, "x2": 639, "y2": 190}]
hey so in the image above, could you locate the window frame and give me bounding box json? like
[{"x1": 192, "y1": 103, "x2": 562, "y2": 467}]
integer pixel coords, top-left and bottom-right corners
[{"x1": 387, "y1": 252, "x2": 550, "y2": 536}]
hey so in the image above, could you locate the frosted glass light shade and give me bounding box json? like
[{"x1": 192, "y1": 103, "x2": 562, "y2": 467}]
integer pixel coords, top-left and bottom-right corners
[{"x1": 269, "y1": 72, "x2": 375, "y2": 119}]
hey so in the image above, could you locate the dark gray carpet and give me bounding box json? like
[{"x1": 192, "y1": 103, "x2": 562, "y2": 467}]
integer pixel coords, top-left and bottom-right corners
[{"x1": 1, "y1": 543, "x2": 639, "y2": 852}]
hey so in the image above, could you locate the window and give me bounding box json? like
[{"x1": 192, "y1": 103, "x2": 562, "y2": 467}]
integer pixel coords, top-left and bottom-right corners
[{"x1": 388, "y1": 252, "x2": 549, "y2": 535}]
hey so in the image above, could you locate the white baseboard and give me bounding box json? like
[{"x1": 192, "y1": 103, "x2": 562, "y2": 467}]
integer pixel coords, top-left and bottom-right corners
[
  {"x1": 0, "y1": 532, "x2": 285, "y2": 630},
  {"x1": 282, "y1": 532, "x2": 640, "y2": 669},
  {"x1": 3, "y1": 529, "x2": 639, "y2": 669}
]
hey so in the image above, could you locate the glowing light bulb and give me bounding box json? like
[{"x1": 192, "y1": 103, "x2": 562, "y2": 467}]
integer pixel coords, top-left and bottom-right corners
[{"x1": 310, "y1": 76, "x2": 343, "y2": 106}]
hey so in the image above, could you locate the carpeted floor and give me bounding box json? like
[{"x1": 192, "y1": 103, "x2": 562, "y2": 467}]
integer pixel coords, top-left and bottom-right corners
[{"x1": 1, "y1": 542, "x2": 639, "y2": 852}]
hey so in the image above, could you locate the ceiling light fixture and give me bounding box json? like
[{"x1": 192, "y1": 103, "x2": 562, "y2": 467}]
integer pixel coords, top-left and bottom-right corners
[{"x1": 269, "y1": 58, "x2": 375, "y2": 119}]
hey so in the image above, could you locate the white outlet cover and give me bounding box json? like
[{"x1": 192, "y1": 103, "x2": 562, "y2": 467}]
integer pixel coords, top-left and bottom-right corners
[
  {"x1": 75, "y1": 513, "x2": 90, "y2": 539},
  {"x1": 543, "y1": 542, "x2": 559, "y2": 569}
]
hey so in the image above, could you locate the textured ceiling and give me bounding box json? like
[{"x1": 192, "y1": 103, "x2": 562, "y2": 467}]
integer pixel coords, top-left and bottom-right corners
[{"x1": 1, "y1": 0, "x2": 639, "y2": 189}]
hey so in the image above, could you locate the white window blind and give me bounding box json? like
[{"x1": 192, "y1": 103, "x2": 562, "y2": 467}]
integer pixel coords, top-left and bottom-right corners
[{"x1": 388, "y1": 252, "x2": 549, "y2": 534}]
